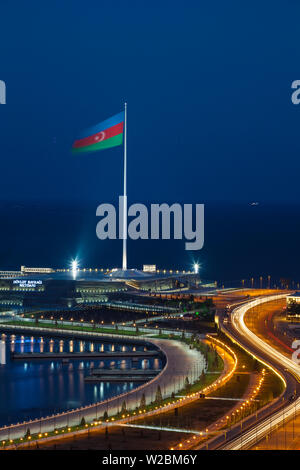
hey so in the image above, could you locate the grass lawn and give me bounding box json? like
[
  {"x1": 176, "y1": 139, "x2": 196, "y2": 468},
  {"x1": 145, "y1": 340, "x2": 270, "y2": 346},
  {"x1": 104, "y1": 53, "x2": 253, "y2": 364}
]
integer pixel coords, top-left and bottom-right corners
[{"x1": 1, "y1": 320, "x2": 143, "y2": 336}]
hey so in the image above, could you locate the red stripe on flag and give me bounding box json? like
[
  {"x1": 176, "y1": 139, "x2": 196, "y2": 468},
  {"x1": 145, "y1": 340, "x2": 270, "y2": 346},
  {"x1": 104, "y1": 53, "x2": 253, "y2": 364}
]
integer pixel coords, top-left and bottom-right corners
[{"x1": 73, "y1": 122, "x2": 123, "y2": 149}]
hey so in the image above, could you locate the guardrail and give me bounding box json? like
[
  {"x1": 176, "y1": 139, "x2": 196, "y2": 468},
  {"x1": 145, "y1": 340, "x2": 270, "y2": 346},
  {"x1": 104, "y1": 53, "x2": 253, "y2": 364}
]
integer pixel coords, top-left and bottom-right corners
[{"x1": 0, "y1": 321, "x2": 195, "y2": 341}]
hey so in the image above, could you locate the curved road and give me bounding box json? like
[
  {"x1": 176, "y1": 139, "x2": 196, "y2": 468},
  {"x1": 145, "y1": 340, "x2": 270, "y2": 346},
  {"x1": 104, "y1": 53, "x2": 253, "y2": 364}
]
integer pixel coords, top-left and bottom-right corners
[
  {"x1": 217, "y1": 294, "x2": 300, "y2": 450},
  {"x1": 0, "y1": 333, "x2": 204, "y2": 442}
]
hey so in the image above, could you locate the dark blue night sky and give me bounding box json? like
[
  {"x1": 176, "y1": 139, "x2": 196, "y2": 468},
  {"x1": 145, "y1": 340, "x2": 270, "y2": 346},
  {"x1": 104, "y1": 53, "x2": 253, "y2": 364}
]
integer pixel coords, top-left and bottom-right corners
[
  {"x1": 1, "y1": 0, "x2": 300, "y2": 203},
  {"x1": 1, "y1": 1, "x2": 300, "y2": 280}
]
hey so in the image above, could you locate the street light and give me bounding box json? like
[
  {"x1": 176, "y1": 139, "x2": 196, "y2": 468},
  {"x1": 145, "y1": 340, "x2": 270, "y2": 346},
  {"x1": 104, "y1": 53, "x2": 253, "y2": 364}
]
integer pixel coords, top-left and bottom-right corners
[
  {"x1": 193, "y1": 263, "x2": 199, "y2": 274},
  {"x1": 70, "y1": 258, "x2": 79, "y2": 279},
  {"x1": 71, "y1": 259, "x2": 78, "y2": 271}
]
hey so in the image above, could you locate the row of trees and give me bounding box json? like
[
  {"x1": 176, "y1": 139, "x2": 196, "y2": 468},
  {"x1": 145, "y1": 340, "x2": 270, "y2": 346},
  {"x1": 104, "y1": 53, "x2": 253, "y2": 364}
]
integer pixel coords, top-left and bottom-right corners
[{"x1": 23, "y1": 370, "x2": 205, "y2": 439}]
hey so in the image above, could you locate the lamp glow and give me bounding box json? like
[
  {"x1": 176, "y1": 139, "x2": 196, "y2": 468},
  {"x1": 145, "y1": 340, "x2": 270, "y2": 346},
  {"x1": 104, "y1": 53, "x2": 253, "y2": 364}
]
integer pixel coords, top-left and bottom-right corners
[
  {"x1": 70, "y1": 259, "x2": 79, "y2": 278},
  {"x1": 193, "y1": 263, "x2": 199, "y2": 274},
  {"x1": 71, "y1": 260, "x2": 78, "y2": 271}
]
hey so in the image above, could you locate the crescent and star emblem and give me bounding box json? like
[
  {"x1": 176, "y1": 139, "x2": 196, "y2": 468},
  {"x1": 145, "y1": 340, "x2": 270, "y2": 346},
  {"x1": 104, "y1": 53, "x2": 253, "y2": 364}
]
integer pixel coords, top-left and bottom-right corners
[{"x1": 94, "y1": 131, "x2": 105, "y2": 142}]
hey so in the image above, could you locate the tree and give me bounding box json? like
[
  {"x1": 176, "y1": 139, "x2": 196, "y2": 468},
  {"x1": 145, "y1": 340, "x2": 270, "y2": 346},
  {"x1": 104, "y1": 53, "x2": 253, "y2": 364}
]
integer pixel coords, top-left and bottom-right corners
[
  {"x1": 103, "y1": 411, "x2": 108, "y2": 421},
  {"x1": 80, "y1": 417, "x2": 86, "y2": 427},
  {"x1": 184, "y1": 376, "x2": 191, "y2": 392},
  {"x1": 155, "y1": 385, "x2": 163, "y2": 404},
  {"x1": 140, "y1": 393, "x2": 146, "y2": 409},
  {"x1": 24, "y1": 428, "x2": 31, "y2": 438},
  {"x1": 121, "y1": 401, "x2": 127, "y2": 414}
]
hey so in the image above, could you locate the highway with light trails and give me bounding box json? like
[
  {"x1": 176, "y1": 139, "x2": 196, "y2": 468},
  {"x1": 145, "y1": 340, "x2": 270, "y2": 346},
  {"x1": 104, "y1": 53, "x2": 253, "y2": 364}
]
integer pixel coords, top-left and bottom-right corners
[{"x1": 215, "y1": 294, "x2": 300, "y2": 450}]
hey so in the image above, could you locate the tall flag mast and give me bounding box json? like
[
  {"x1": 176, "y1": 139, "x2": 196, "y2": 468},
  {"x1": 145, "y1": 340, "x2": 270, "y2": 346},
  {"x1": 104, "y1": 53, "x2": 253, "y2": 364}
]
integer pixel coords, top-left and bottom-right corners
[
  {"x1": 122, "y1": 102, "x2": 127, "y2": 270},
  {"x1": 72, "y1": 105, "x2": 128, "y2": 270}
]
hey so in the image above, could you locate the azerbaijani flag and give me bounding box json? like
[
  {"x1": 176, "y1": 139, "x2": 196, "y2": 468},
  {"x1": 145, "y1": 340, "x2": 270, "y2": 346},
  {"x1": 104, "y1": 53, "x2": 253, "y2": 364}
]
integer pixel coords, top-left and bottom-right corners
[{"x1": 72, "y1": 111, "x2": 124, "y2": 154}]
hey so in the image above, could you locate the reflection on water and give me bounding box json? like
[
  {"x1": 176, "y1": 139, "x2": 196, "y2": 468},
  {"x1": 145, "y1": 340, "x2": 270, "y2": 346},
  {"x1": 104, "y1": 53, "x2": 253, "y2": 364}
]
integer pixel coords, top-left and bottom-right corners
[
  {"x1": 0, "y1": 334, "x2": 162, "y2": 427},
  {"x1": 0, "y1": 341, "x2": 5, "y2": 365}
]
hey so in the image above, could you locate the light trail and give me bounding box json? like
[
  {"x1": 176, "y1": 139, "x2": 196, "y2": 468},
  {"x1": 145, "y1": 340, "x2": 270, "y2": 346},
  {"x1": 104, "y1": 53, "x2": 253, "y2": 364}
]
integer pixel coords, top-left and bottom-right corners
[
  {"x1": 224, "y1": 400, "x2": 298, "y2": 450},
  {"x1": 204, "y1": 397, "x2": 260, "y2": 402},
  {"x1": 222, "y1": 294, "x2": 300, "y2": 450},
  {"x1": 119, "y1": 424, "x2": 205, "y2": 435}
]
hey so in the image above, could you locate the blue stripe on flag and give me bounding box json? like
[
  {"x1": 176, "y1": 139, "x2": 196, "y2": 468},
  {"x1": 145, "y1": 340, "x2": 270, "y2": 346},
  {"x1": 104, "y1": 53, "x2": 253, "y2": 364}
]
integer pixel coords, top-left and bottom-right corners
[{"x1": 77, "y1": 111, "x2": 124, "y2": 139}]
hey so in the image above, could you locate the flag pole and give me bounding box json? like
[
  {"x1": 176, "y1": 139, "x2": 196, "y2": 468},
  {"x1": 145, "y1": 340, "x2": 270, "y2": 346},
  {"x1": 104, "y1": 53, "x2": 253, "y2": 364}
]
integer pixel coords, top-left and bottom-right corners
[{"x1": 122, "y1": 102, "x2": 127, "y2": 270}]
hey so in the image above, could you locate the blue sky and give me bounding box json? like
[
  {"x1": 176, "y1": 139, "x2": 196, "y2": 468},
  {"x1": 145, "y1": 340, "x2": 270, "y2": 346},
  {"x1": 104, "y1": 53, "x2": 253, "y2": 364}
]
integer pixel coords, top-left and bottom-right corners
[{"x1": 1, "y1": 0, "x2": 300, "y2": 204}]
